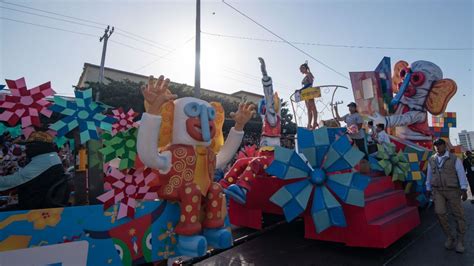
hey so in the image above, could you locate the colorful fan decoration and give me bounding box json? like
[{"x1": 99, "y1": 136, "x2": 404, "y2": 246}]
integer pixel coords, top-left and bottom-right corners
[
  {"x1": 97, "y1": 165, "x2": 158, "y2": 219},
  {"x1": 100, "y1": 127, "x2": 138, "y2": 170},
  {"x1": 0, "y1": 77, "x2": 55, "y2": 128},
  {"x1": 110, "y1": 108, "x2": 139, "y2": 136},
  {"x1": 370, "y1": 143, "x2": 410, "y2": 182},
  {"x1": 48, "y1": 88, "x2": 117, "y2": 144},
  {"x1": 266, "y1": 127, "x2": 369, "y2": 233},
  {"x1": 0, "y1": 123, "x2": 22, "y2": 138}
]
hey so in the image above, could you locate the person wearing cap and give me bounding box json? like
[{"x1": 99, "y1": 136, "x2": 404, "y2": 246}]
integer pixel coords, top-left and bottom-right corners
[
  {"x1": 426, "y1": 138, "x2": 468, "y2": 253},
  {"x1": 0, "y1": 131, "x2": 65, "y2": 210},
  {"x1": 335, "y1": 102, "x2": 365, "y2": 153},
  {"x1": 463, "y1": 151, "x2": 474, "y2": 204}
]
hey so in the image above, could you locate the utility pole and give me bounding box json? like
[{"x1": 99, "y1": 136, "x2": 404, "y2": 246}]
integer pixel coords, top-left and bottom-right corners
[
  {"x1": 97, "y1": 25, "x2": 114, "y2": 101},
  {"x1": 88, "y1": 25, "x2": 113, "y2": 205},
  {"x1": 194, "y1": 0, "x2": 201, "y2": 98}
]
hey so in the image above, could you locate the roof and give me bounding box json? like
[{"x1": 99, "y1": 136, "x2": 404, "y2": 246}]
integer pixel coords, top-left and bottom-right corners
[
  {"x1": 231, "y1": 90, "x2": 264, "y2": 98},
  {"x1": 78, "y1": 63, "x2": 262, "y2": 101}
]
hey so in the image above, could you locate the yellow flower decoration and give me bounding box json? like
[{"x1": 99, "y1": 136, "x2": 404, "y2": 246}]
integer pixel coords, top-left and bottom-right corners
[{"x1": 26, "y1": 208, "x2": 63, "y2": 230}]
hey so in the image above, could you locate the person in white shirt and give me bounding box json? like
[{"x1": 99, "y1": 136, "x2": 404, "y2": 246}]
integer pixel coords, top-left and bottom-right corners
[
  {"x1": 374, "y1": 124, "x2": 391, "y2": 145},
  {"x1": 426, "y1": 138, "x2": 468, "y2": 253}
]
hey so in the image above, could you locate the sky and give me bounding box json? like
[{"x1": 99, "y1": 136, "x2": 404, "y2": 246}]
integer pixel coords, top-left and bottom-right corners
[{"x1": 0, "y1": 0, "x2": 473, "y2": 144}]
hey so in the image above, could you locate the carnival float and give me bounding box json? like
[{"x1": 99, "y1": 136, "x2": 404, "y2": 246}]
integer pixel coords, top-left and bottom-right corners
[{"x1": 0, "y1": 56, "x2": 464, "y2": 265}]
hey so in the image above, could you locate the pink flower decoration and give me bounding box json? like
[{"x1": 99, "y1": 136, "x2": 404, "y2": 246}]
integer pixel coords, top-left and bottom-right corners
[
  {"x1": 0, "y1": 78, "x2": 55, "y2": 128},
  {"x1": 110, "y1": 108, "x2": 139, "y2": 135},
  {"x1": 97, "y1": 166, "x2": 158, "y2": 219}
]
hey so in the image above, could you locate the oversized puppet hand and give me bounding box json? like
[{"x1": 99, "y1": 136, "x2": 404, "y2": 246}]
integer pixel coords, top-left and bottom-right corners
[
  {"x1": 258, "y1": 57, "x2": 267, "y2": 76},
  {"x1": 141, "y1": 75, "x2": 177, "y2": 115},
  {"x1": 368, "y1": 112, "x2": 387, "y2": 127},
  {"x1": 230, "y1": 102, "x2": 256, "y2": 131}
]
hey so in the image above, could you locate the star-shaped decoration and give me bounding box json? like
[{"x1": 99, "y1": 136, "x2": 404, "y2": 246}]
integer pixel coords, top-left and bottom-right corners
[
  {"x1": 110, "y1": 108, "x2": 139, "y2": 136},
  {"x1": 100, "y1": 127, "x2": 138, "y2": 170},
  {"x1": 370, "y1": 143, "x2": 410, "y2": 182},
  {"x1": 48, "y1": 88, "x2": 117, "y2": 144},
  {"x1": 0, "y1": 123, "x2": 22, "y2": 138},
  {"x1": 0, "y1": 77, "x2": 55, "y2": 128},
  {"x1": 97, "y1": 165, "x2": 158, "y2": 219}
]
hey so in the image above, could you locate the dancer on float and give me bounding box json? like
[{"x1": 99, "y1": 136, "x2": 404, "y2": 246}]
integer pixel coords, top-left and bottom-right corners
[
  {"x1": 300, "y1": 61, "x2": 318, "y2": 129},
  {"x1": 220, "y1": 57, "x2": 281, "y2": 204}
]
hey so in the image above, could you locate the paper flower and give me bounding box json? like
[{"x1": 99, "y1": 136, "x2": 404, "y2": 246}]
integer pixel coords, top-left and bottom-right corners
[
  {"x1": 0, "y1": 123, "x2": 22, "y2": 138},
  {"x1": 100, "y1": 127, "x2": 138, "y2": 170},
  {"x1": 97, "y1": 166, "x2": 158, "y2": 219},
  {"x1": 371, "y1": 143, "x2": 410, "y2": 182},
  {"x1": 49, "y1": 88, "x2": 117, "y2": 144},
  {"x1": 267, "y1": 127, "x2": 369, "y2": 233},
  {"x1": 0, "y1": 78, "x2": 55, "y2": 128},
  {"x1": 110, "y1": 108, "x2": 139, "y2": 136}
]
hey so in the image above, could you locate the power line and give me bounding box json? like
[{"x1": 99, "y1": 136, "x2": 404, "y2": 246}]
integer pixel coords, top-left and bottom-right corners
[
  {"x1": 0, "y1": 6, "x2": 104, "y2": 30},
  {"x1": 0, "y1": 0, "x2": 107, "y2": 26},
  {"x1": 222, "y1": 0, "x2": 350, "y2": 80},
  {"x1": 134, "y1": 36, "x2": 196, "y2": 72},
  {"x1": 203, "y1": 31, "x2": 474, "y2": 51},
  {"x1": 0, "y1": 16, "x2": 98, "y2": 38},
  {"x1": 0, "y1": 0, "x2": 172, "y2": 52},
  {"x1": 0, "y1": 16, "x2": 164, "y2": 58}
]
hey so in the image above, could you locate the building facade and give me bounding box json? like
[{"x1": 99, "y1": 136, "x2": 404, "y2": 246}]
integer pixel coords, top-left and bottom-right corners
[
  {"x1": 77, "y1": 63, "x2": 263, "y2": 104},
  {"x1": 458, "y1": 130, "x2": 474, "y2": 151}
]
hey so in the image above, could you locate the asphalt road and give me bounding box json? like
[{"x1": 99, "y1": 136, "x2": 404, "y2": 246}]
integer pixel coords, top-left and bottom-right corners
[{"x1": 194, "y1": 202, "x2": 474, "y2": 266}]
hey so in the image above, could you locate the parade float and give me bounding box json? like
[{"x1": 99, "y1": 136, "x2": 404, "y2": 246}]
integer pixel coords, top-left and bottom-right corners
[
  {"x1": 227, "y1": 57, "x2": 458, "y2": 248},
  {"x1": 0, "y1": 56, "x2": 460, "y2": 264}
]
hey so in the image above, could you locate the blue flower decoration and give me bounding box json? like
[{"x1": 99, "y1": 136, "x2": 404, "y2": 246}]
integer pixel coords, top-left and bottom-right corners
[
  {"x1": 266, "y1": 127, "x2": 370, "y2": 233},
  {"x1": 49, "y1": 89, "x2": 117, "y2": 144}
]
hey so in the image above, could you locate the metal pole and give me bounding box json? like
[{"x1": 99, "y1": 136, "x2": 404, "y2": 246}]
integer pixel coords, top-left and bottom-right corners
[{"x1": 194, "y1": 0, "x2": 201, "y2": 98}]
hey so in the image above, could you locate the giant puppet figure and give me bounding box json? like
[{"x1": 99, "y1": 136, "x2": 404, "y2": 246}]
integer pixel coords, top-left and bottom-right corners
[
  {"x1": 220, "y1": 57, "x2": 281, "y2": 204},
  {"x1": 371, "y1": 60, "x2": 457, "y2": 149},
  {"x1": 137, "y1": 75, "x2": 255, "y2": 256}
]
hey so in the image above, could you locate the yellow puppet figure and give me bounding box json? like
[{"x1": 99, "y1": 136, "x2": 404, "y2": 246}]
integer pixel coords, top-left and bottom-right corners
[{"x1": 138, "y1": 75, "x2": 255, "y2": 257}]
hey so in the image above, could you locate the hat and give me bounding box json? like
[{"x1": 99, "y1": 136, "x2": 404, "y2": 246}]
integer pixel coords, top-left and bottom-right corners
[
  {"x1": 433, "y1": 138, "x2": 446, "y2": 146},
  {"x1": 347, "y1": 102, "x2": 357, "y2": 107},
  {"x1": 20, "y1": 131, "x2": 54, "y2": 144}
]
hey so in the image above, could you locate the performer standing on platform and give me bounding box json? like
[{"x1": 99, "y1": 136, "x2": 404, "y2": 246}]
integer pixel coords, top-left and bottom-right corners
[{"x1": 300, "y1": 62, "x2": 318, "y2": 130}]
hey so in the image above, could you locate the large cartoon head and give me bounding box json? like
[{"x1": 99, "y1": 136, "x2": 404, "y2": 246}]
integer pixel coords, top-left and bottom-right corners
[
  {"x1": 148, "y1": 97, "x2": 225, "y2": 152},
  {"x1": 173, "y1": 97, "x2": 217, "y2": 145},
  {"x1": 392, "y1": 60, "x2": 457, "y2": 115}
]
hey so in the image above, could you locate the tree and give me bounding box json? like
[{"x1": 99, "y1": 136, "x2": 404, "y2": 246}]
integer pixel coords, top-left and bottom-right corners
[{"x1": 84, "y1": 79, "x2": 297, "y2": 138}]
